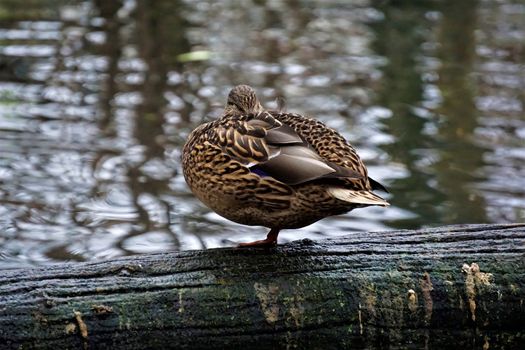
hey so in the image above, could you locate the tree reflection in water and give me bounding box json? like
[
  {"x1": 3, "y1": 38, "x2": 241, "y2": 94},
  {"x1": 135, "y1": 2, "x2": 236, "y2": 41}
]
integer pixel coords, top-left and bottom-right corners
[{"x1": 0, "y1": 0, "x2": 522, "y2": 267}]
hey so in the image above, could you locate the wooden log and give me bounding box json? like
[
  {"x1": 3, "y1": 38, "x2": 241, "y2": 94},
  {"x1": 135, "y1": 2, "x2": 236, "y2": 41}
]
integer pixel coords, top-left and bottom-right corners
[{"x1": 0, "y1": 224, "x2": 524, "y2": 349}]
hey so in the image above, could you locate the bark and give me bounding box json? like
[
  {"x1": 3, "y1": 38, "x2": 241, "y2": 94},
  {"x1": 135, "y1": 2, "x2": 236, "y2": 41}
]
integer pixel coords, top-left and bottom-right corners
[{"x1": 0, "y1": 224, "x2": 524, "y2": 349}]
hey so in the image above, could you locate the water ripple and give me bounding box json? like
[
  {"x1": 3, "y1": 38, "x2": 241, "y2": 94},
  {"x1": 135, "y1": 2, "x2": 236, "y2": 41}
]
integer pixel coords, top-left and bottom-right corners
[{"x1": 0, "y1": 0, "x2": 522, "y2": 267}]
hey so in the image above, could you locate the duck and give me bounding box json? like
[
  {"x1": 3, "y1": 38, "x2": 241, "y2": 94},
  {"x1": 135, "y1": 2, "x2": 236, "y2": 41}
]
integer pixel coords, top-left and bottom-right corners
[{"x1": 182, "y1": 85, "x2": 389, "y2": 247}]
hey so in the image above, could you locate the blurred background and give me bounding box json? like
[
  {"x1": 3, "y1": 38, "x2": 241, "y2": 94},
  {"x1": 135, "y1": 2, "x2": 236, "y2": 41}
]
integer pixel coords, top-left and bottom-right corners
[{"x1": 0, "y1": 0, "x2": 523, "y2": 268}]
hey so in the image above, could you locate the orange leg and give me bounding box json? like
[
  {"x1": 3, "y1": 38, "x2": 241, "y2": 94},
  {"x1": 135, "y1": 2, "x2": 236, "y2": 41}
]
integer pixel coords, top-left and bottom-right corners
[{"x1": 237, "y1": 228, "x2": 280, "y2": 248}]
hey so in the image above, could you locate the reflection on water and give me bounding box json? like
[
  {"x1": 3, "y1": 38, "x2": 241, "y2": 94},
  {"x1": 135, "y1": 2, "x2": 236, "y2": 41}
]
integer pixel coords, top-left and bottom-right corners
[{"x1": 0, "y1": 0, "x2": 523, "y2": 268}]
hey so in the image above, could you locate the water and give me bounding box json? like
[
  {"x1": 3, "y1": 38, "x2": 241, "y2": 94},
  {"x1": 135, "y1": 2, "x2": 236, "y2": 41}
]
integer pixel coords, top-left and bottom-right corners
[{"x1": 0, "y1": 0, "x2": 523, "y2": 269}]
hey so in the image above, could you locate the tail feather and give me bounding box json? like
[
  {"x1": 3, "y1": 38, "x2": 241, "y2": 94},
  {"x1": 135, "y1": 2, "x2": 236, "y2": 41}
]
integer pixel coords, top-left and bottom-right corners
[{"x1": 327, "y1": 187, "x2": 389, "y2": 207}]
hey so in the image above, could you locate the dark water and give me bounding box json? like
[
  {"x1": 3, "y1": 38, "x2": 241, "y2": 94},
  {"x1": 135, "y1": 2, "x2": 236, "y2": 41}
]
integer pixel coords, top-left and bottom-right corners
[{"x1": 0, "y1": 0, "x2": 523, "y2": 268}]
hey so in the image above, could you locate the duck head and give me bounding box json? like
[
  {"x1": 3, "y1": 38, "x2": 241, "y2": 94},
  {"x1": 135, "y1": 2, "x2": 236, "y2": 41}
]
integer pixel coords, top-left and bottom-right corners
[{"x1": 225, "y1": 85, "x2": 264, "y2": 115}]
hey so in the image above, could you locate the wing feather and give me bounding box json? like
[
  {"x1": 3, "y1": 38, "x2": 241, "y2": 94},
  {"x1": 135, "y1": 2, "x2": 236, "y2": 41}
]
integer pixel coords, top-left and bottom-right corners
[{"x1": 214, "y1": 112, "x2": 363, "y2": 185}]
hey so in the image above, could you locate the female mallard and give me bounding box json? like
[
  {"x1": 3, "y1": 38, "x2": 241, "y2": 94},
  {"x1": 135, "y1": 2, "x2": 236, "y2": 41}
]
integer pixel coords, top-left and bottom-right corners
[{"x1": 183, "y1": 85, "x2": 388, "y2": 247}]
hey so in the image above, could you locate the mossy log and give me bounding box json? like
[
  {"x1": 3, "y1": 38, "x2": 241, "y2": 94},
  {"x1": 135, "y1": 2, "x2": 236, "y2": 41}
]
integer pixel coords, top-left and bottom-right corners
[{"x1": 1, "y1": 224, "x2": 524, "y2": 349}]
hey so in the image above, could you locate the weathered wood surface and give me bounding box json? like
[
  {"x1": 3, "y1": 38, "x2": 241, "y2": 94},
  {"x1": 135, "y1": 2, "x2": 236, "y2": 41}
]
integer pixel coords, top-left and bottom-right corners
[{"x1": 0, "y1": 223, "x2": 524, "y2": 349}]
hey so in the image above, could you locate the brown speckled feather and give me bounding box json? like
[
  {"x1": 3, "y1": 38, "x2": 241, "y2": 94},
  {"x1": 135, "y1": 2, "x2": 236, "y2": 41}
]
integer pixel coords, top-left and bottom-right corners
[
  {"x1": 206, "y1": 111, "x2": 364, "y2": 186},
  {"x1": 271, "y1": 112, "x2": 372, "y2": 189},
  {"x1": 182, "y1": 85, "x2": 388, "y2": 243}
]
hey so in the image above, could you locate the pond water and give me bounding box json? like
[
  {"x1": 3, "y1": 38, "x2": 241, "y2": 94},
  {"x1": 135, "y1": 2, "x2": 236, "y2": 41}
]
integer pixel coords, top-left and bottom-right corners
[{"x1": 0, "y1": 0, "x2": 523, "y2": 268}]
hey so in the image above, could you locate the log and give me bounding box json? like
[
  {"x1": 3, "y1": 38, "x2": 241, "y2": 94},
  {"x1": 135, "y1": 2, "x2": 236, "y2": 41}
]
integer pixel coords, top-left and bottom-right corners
[{"x1": 1, "y1": 224, "x2": 524, "y2": 349}]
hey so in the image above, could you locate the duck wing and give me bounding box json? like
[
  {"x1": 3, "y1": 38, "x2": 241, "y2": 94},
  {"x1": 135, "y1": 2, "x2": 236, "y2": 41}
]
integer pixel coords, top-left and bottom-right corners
[
  {"x1": 271, "y1": 112, "x2": 389, "y2": 193},
  {"x1": 214, "y1": 112, "x2": 364, "y2": 185}
]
